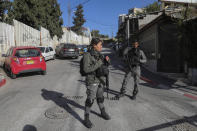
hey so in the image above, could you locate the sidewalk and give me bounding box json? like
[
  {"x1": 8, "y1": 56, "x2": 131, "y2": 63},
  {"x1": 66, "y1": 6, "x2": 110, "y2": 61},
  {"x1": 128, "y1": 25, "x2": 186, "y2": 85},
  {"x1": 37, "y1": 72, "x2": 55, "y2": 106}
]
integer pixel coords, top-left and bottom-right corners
[{"x1": 141, "y1": 66, "x2": 197, "y2": 100}]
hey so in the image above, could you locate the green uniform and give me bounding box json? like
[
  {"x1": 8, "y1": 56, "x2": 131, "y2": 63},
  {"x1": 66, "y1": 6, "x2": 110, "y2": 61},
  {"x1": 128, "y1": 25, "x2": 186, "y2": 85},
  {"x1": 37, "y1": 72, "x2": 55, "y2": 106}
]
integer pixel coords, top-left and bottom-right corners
[
  {"x1": 83, "y1": 49, "x2": 110, "y2": 120},
  {"x1": 120, "y1": 48, "x2": 147, "y2": 98}
]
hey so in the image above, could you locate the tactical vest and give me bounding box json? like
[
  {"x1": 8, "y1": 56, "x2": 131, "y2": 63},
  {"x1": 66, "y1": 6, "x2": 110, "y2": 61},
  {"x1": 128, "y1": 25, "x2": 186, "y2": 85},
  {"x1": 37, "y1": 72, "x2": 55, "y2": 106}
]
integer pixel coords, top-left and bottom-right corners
[{"x1": 127, "y1": 48, "x2": 141, "y2": 66}]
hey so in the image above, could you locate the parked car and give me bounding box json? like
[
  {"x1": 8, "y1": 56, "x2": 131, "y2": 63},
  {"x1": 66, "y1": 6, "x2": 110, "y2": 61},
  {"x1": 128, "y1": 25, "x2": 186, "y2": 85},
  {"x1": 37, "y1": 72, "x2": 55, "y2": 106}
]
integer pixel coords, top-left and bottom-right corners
[
  {"x1": 77, "y1": 45, "x2": 83, "y2": 56},
  {"x1": 79, "y1": 45, "x2": 88, "y2": 56},
  {"x1": 2, "y1": 46, "x2": 46, "y2": 79},
  {"x1": 55, "y1": 43, "x2": 79, "y2": 59},
  {"x1": 37, "y1": 46, "x2": 55, "y2": 61}
]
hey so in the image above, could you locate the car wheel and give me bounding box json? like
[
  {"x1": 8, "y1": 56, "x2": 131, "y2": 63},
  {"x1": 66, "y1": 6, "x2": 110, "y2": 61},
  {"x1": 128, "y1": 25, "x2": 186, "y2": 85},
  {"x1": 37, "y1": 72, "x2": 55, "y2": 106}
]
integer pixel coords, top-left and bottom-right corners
[
  {"x1": 10, "y1": 70, "x2": 17, "y2": 79},
  {"x1": 41, "y1": 70, "x2": 46, "y2": 75},
  {"x1": 3, "y1": 63, "x2": 6, "y2": 71}
]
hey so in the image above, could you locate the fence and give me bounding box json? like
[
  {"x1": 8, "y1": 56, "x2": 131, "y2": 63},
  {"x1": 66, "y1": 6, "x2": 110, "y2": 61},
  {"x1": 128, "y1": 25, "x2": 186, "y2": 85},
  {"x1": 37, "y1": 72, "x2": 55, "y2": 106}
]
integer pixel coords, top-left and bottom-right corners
[
  {"x1": 59, "y1": 27, "x2": 90, "y2": 45},
  {"x1": 14, "y1": 20, "x2": 40, "y2": 47},
  {"x1": 0, "y1": 22, "x2": 15, "y2": 54}
]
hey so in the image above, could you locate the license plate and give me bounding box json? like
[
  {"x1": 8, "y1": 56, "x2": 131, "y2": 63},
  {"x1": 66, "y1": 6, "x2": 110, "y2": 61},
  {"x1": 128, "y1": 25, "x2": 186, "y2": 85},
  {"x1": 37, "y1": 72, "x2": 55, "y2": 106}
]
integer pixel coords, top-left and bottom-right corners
[
  {"x1": 69, "y1": 49, "x2": 74, "y2": 51},
  {"x1": 27, "y1": 60, "x2": 34, "y2": 64}
]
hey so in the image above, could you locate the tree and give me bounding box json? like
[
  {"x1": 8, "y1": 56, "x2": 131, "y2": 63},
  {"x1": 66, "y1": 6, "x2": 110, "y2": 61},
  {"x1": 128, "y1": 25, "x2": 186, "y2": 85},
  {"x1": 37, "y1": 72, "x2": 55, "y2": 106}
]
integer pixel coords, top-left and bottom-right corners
[
  {"x1": 7, "y1": 0, "x2": 63, "y2": 39},
  {"x1": 91, "y1": 30, "x2": 100, "y2": 38},
  {"x1": 72, "y1": 4, "x2": 86, "y2": 35},
  {"x1": 41, "y1": 0, "x2": 63, "y2": 39},
  {"x1": 7, "y1": 0, "x2": 38, "y2": 28},
  {"x1": 0, "y1": 0, "x2": 11, "y2": 22},
  {"x1": 144, "y1": 2, "x2": 160, "y2": 13},
  {"x1": 91, "y1": 29, "x2": 109, "y2": 38},
  {"x1": 100, "y1": 34, "x2": 109, "y2": 38}
]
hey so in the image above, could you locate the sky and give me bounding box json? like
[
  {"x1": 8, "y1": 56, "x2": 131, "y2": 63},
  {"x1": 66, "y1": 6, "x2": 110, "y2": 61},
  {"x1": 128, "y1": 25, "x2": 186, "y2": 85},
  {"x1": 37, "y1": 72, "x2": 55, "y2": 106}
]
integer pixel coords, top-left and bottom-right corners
[{"x1": 58, "y1": 0, "x2": 158, "y2": 37}]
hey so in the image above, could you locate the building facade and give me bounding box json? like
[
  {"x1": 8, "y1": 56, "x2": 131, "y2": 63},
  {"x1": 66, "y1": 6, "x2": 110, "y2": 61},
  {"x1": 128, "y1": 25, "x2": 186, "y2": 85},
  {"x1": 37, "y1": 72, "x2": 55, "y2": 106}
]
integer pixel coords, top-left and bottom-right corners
[{"x1": 138, "y1": 13, "x2": 184, "y2": 73}]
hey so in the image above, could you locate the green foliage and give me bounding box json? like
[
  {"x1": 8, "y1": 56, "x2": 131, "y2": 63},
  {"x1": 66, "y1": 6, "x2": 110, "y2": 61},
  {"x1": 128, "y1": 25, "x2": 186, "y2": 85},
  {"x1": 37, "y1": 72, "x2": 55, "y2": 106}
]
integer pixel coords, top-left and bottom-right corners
[
  {"x1": 144, "y1": 2, "x2": 160, "y2": 13},
  {"x1": 100, "y1": 34, "x2": 109, "y2": 38},
  {"x1": 72, "y1": 4, "x2": 86, "y2": 35},
  {"x1": 91, "y1": 30, "x2": 99, "y2": 37},
  {"x1": 7, "y1": 0, "x2": 63, "y2": 39},
  {"x1": 91, "y1": 30, "x2": 108, "y2": 38},
  {"x1": 0, "y1": 0, "x2": 11, "y2": 22}
]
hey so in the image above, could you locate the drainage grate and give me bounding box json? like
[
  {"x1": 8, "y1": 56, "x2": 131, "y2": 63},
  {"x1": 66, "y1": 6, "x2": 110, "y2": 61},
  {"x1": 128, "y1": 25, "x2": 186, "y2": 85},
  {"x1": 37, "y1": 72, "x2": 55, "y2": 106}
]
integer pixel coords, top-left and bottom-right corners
[
  {"x1": 45, "y1": 106, "x2": 68, "y2": 119},
  {"x1": 172, "y1": 121, "x2": 197, "y2": 131}
]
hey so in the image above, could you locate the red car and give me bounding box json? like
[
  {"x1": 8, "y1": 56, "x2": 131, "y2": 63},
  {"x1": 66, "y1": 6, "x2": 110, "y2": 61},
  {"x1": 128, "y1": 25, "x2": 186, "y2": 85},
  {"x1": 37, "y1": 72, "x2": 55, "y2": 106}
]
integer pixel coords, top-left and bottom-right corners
[{"x1": 2, "y1": 46, "x2": 46, "y2": 79}]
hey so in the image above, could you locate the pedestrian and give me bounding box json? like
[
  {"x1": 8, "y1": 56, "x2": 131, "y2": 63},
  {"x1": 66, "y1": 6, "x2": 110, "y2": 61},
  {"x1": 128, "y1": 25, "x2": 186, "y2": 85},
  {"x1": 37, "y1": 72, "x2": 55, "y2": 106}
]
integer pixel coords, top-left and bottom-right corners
[
  {"x1": 82, "y1": 38, "x2": 111, "y2": 128},
  {"x1": 116, "y1": 40, "x2": 147, "y2": 100}
]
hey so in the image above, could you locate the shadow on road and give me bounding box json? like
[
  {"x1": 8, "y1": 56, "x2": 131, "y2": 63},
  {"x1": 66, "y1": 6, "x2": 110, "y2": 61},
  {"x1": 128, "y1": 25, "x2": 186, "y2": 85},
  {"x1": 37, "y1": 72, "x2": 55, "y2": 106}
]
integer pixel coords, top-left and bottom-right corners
[
  {"x1": 0, "y1": 65, "x2": 42, "y2": 79},
  {"x1": 23, "y1": 125, "x2": 37, "y2": 131},
  {"x1": 137, "y1": 115, "x2": 197, "y2": 131},
  {"x1": 104, "y1": 88, "x2": 134, "y2": 99},
  {"x1": 41, "y1": 89, "x2": 101, "y2": 127}
]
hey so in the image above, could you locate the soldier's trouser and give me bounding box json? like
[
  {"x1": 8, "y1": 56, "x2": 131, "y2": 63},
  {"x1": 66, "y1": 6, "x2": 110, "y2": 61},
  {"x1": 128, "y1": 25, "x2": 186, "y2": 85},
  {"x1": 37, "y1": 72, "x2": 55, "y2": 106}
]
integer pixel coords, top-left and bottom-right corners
[
  {"x1": 85, "y1": 83, "x2": 105, "y2": 115},
  {"x1": 120, "y1": 66, "x2": 141, "y2": 96}
]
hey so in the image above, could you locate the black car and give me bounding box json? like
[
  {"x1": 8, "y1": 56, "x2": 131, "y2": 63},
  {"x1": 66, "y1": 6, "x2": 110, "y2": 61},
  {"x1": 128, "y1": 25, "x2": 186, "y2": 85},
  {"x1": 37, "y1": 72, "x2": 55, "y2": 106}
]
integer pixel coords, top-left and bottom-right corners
[{"x1": 55, "y1": 43, "x2": 79, "y2": 59}]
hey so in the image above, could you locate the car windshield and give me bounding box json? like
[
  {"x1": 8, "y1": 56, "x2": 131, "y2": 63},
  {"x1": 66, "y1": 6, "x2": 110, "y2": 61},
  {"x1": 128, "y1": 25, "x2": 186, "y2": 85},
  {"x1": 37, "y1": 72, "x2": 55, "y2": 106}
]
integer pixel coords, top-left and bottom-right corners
[
  {"x1": 15, "y1": 49, "x2": 40, "y2": 58},
  {"x1": 64, "y1": 44, "x2": 76, "y2": 48},
  {"x1": 37, "y1": 47, "x2": 45, "y2": 53},
  {"x1": 77, "y1": 45, "x2": 83, "y2": 49}
]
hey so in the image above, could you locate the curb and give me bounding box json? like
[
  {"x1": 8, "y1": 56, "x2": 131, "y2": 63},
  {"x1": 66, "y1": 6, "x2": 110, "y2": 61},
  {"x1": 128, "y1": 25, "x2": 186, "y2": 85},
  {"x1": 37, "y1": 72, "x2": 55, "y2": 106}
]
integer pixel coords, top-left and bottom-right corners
[
  {"x1": 140, "y1": 76, "x2": 158, "y2": 85},
  {"x1": 142, "y1": 76, "x2": 197, "y2": 101},
  {"x1": 183, "y1": 93, "x2": 197, "y2": 100},
  {"x1": 0, "y1": 74, "x2": 6, "y2": 88}
]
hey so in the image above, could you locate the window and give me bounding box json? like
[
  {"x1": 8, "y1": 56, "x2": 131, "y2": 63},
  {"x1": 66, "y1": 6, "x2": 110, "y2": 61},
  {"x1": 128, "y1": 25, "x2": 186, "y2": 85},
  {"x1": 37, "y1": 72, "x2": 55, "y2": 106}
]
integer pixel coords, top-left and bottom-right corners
[
  {"x1": 64, "y1": 44, "x2": 76, "y2": 48},
  {"x1": 38, "y1": 47, "x2": 45, "y2": 53},
  {"x1": 49, "y1": 47, "x2": 53, "y2": 51},
  {"x1": 46, "y1": 48, "x2": 49, "y2": 53},
  {"x1": 15, "y1": 49, "x2": 40, "y2": 58}
]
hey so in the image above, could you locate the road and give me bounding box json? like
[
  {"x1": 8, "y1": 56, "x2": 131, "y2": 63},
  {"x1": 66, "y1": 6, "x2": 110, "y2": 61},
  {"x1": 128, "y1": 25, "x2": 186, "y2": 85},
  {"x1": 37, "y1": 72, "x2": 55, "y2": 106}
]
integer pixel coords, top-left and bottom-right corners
[{"x1": 0, "y1": 47, "x2": 196, "y2": 131}]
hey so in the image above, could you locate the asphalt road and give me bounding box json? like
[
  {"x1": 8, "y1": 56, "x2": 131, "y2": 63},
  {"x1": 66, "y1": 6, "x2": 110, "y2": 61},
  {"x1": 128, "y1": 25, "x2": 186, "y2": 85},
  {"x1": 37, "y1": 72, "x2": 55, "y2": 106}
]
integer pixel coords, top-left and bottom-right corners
[{"x1": 0, "y1": 47, "x2": 196, "y2": 131}]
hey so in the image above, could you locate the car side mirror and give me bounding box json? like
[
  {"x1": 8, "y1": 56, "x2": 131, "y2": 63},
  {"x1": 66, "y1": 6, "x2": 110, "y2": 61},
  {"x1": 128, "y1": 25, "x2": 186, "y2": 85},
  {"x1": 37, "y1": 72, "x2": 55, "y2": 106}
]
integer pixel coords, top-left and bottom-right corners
[{"x1": 2, "y1": 54, "x2": 7, "y2": 57}]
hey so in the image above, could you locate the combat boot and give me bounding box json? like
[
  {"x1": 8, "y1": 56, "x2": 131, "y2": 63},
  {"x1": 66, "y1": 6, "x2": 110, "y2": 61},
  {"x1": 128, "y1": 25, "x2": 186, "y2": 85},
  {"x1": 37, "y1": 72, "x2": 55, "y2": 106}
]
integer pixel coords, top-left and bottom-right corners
[
  {"x1": 131, "y1": 89, "x2": 138, "y2": 100},
  {"x1": 101, "y1": 108, "x2": 111, "y2": 120},
  {"x1": 84, "y1": 114, "x2": 93, "y2": 128},
  {"x1": 130, "y1": 95, "x2": 136, "y2": 100}
]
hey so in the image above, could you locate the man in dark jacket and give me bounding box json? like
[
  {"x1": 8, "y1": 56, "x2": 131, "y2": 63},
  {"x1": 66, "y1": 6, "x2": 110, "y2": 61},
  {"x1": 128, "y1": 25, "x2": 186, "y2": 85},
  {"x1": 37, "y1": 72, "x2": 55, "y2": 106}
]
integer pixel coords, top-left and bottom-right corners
[
  {"x1": 117, "y1": 41, "x2": 147, "y2": 100},
  {"x1": 83, "y1": 38, "x2": 111, "y2": 128}
]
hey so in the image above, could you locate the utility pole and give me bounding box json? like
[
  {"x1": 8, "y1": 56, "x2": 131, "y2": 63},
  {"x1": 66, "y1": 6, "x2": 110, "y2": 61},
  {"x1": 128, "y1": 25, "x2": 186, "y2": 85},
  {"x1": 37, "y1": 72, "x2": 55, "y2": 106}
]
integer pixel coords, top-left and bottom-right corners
[
  {"x1": 40, "y1": 26, "x2": 42, "y2": 46},
  {"x1": 127, "y1": 16, "x2": 130, "y2": 46},
  {"x1": 111, "y1": 27, "x2": 114, "y2": 39},
  {"x1": 67, "y1": 1, "x2": 71, "y2": 43}
]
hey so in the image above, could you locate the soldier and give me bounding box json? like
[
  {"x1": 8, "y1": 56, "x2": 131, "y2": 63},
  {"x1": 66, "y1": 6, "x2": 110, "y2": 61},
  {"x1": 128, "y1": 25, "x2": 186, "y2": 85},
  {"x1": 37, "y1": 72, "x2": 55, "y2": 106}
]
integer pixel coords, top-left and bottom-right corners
[
  {"x1": 116, "y1": 40, "x2": 147, "y2": 100},
  {"x1": 83, "y1": 38, "x2": 111, "y2": 128}
]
